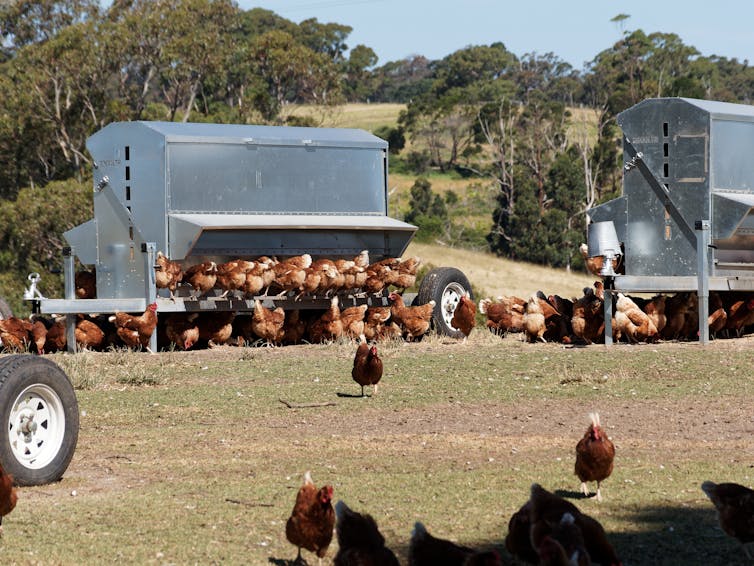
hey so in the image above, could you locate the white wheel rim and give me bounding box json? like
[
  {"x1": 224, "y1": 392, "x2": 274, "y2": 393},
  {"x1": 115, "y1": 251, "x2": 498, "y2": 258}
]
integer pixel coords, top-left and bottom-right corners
[
  {"x1": 441, "y1": 282, "x2": 467, "y2": 328},
  {"x1": 8, "y1": 384, "x2": 65, "y2": 470}
]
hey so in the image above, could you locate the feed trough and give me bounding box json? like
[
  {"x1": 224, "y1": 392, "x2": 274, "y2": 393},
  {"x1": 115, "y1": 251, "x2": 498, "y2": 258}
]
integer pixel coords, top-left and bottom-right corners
[
  {"x1": 30, "y1": 121, "x2": 473, "y2": 349},
  {"x1": 587, "y1": 97, "x2": 754, "y2": 342}
]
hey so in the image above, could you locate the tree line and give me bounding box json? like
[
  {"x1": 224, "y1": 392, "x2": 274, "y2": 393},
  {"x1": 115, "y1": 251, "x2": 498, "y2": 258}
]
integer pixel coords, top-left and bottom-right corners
[{"x1": 2, "y1": 1, "x2": 754, "y2": 307}]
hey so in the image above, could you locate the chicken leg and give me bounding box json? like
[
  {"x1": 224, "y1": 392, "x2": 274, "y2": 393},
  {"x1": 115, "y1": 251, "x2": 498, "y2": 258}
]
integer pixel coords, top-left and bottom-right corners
[{"x1": 580, "y1": 481, "x2": 590, "y2": 498}]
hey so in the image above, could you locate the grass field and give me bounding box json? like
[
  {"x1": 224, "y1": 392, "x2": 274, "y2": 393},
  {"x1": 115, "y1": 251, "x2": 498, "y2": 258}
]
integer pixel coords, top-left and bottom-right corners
[
  {"x1": 404, "y1": 241, "x2": 594, "y2": 300},
  {"x1": 280, "y1": 102, "x2": 405, "y2": 131},
  {"x1": 1, "y1": 331, "x2": 752, "y2": 565}
]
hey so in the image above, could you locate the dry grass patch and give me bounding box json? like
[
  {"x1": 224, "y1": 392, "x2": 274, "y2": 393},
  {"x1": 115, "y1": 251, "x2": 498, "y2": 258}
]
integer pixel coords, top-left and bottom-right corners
[
  {"x1": 405, "y1": 241, "x2": 595, "y2": 299},
  {"x1": 280, "y1": 102, "x2": 405, "y2": 131}
]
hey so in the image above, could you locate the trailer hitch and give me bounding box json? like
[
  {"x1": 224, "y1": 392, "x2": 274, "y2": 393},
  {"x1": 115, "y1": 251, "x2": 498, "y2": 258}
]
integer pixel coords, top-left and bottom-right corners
[{"x1": 24, "y1": 272, "x2": 46, "y2": 300}]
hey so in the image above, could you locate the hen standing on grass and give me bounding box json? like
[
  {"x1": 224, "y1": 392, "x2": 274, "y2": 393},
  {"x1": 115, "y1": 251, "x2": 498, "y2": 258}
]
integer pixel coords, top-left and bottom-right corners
[
  {"x1": 409, "y1": 521, "x2": 501, "y2": 565},
  {"x1": 523, "y1": 293, "x2": 546, "y2": 343},
  {"x1": 333, "y1": 500, "x2": 400, "y2": 566},
  {"x1": 286, "y1": 471, "x2": 335, "y2": 565},
  {"x1": 701, "y1": 481, "x2": 754, "y2": 558},
  {"x1": 450, "y1": 291, "x2": 476, "y2": 341},
  {"x1": 388, "y1": 292, "x2": 435, "y2": 341},
  {"x1": 575, "y1": 412, "x2": 615, "y2": 501},
  {"x1": 0, "y1": 461, "x2": 17, "y2": 535},
  {"x1": 529, "y1": 483, "x2": 622, "y2": 566},
  {"x1": 351, "y1": 335, "x2": 383, "y2": 397}
]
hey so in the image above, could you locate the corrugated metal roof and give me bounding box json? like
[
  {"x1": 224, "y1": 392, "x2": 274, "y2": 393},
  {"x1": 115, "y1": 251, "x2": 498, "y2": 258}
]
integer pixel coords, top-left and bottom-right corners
[{"x1": 107, "y1": 120, "x2": 388, "y2": 148}]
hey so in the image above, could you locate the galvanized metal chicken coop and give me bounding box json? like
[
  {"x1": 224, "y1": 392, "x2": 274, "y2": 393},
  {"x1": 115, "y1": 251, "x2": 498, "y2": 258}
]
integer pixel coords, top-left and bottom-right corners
[
  {"x1": 26, "y1": 120, "x2": 473, "y2": 350},
  {"x1": 587, "y1": 97, "x2": 754, "y2": 343}
]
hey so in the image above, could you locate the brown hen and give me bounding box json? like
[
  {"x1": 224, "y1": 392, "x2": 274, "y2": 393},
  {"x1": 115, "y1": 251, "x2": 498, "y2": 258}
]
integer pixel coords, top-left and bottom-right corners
[
  {"x1": 155, "y1": 252, "x2": 182, "y2": 300},
  {"x1": 0, "y1": 460, "x2": 17, "y2": 535},
  {"x1": 571, "y1": 288, "x2": 604, "y2": 345},
  {"x1": 251, "y1": 300, "x2": 285, "y2": 345},
  {"x1": 363, "y1": 307, "x2": 392, "y2": 342},
  {"x1": 701, "y1": 481, "x2": 754, "y2": 558},
  {"x1": 388, "y1": 292, "x2": 435, "y2": 341},
  {"x1": 75, "y1": 268, "x2": 97, "y2": 299},
  {"x1": 0, "y1": 317, "x2": 33, "y2": 351},
  {"x1": 575, "y1": 412, "x2": 615, "y2": 501},
  {"x1": 197, "y1": 311, "x2": 235, "y2": 347},
  {"x1": 523, "y1": 293, "x2": 547, "y2": 343},
  {"x1": 30, "y1": 318, "x2": 49, "y2": 354},
  {"x1": 282, "y1": 309, "x2": 307, "y2": 345},
  {"x1": 333, "y1": 500, "x2": 400, "y2": 566},
  {"x1": 214, "y1": 260, "x2": 254, "y2": 298},
  {"x1": 351, "y1": 337, "x2": 383, "y2": 396},
  {"x1": 530, "y1": 483, "x2": 621, "y2": 566},
  {"x1": 109, "y1": 302, "x2": 158, "y2": 352},
  {"x1": 183, "y1": 261, "x2": 218, "y2": 298},
  {"x1": 479, "y1": 295, "x2": 525, "y2": 334},
  {"x1": 614, "y1": 293, "x2": 658, "y2": 342},
  {"x1": 272, "y1": 254, "x2": 312, "y2": 295},
  {"x1": 75, "y1": 315, "x2": 106, "y2": 350},
  {"x1": 163, "y1": 313, "x2": 200, "y2": 350},
  {"x1": 286, "y1": 471, "x2": 335, "y2": 564},
  {"x1": 409, "y1": 521, "x2": 501, "y2": 566},
  {"x1": 450, "y1": 291, "x2": 476, "y2": 341},
  {"x1": 340, "y1": 304, "x2": 368, "y2": 339},
  {"x1": 504, "y1": 500, "x2": 538, "y2": 564},
  {"x1": 308, "y1": 297, "x2": 344, "y2": 343}
]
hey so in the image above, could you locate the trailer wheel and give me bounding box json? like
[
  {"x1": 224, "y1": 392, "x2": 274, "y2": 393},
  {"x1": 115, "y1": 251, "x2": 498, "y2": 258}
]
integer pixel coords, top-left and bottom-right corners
[
  {"x1": 0, "y1": 355, "x2": 79, "y2": 486},
  {"x1": 0, "y1": 297, "x2": 11, "y2": 319},
  {"x1": 415, "y1": 267, "x2": 473, "y2": 338}
]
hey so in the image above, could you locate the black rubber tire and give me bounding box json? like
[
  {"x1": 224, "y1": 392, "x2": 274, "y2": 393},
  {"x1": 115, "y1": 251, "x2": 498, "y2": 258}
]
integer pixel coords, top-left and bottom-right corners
[
  {"x1": 415, "y1": 267, "x2": 473, "y2": 339},
  {"x1": 0, "y1": 355, "x2": 79, "y2": 486},
  {"x1": 0, "y1": 297, "x2": 12, "y2": 320}
]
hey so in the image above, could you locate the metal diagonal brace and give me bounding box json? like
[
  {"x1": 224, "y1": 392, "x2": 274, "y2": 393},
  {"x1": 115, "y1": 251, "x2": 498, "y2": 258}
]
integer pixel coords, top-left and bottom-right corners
[{"x1": 623, "y1": 135, "x2": 696, "y2": 246}]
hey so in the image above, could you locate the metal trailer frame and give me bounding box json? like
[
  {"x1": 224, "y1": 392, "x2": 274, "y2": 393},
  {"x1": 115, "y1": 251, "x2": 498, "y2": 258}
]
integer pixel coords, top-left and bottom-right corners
[
  {"x1": 588, "y1": 98, "x2": 754, "y2": 344},
  {"x1": 32, "y1": 121, "x2": 420, "y2": 352}
]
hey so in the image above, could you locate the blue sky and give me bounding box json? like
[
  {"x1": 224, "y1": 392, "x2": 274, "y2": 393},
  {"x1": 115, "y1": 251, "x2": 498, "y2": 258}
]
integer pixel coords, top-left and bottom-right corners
[{"x1": 238, "y1": 0, "x2": 753, "y2": 70}]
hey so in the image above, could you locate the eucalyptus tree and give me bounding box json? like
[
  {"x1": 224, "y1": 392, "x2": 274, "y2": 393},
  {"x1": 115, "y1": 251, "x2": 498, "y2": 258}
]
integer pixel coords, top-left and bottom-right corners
[
  {"x1": 343, "y1": 44, "x2": 378, "y2": 102},
  {"x1": 369, "y1": 55, "x2": 433, "y2": 103},
  {"x1": 156, "y1": 0, "x2": 239, "y2": 122},
  {"x1": 249, "y1": 29, "x2": 343, "y2": 120},
  {"x1": 296, "y1": 18, "x2": 351, "y2": 63},
  {"x1": 400, "y1": 43, "x2": 517, "y2": 172},
  {"x1": 0, "y1": 0, "x2": 99, "y2": 51},
  {"x1": 9, "y1": 19, "x2": 110, "y2": 182}
]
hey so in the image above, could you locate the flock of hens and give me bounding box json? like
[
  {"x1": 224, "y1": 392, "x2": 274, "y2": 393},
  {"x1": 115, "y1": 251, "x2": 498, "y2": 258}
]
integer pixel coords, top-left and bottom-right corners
[
  {"x1": 0, "y1": 251, "x2": 443, "y2": 354},
  {"x1": 480, "y1": 247, "x2": 754, "y2": 344},
  {"x1": 280, "y1": 411, "x2": 754, "y2": 565},
  {"x1": 1, "y1": 247, "x2": 753, "y2": 562}
]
